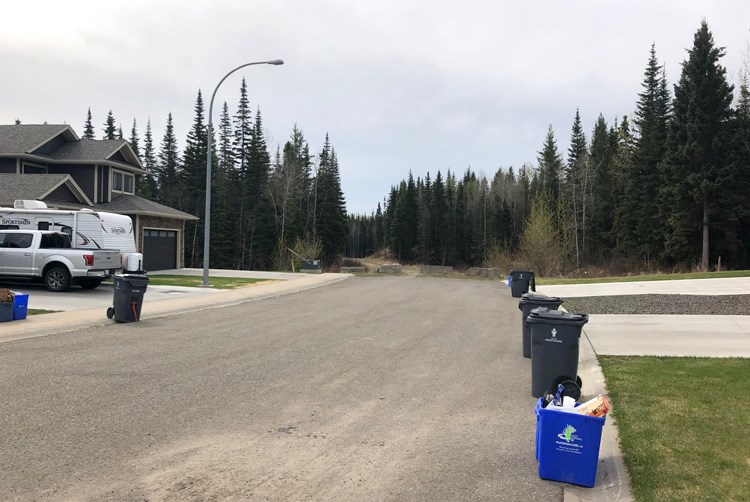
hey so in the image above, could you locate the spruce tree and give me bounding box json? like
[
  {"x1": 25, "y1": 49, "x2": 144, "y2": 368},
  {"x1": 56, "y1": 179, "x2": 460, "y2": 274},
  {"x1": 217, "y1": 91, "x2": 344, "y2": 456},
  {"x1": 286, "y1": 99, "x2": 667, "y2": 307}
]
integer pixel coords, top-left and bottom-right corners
[
  {"x1": 661, "y1": 21, "x2": 734, "y2": 269},
  {"x1": 565, "y1": 109, "x2": 589, "y2": 267},
  {"x1": 586, "y1": 114, "x2": 617, "y2": 259},
  {"x1": 83, "y1": 108, "x2": 96, "y2": 140},
  {"x1": 103, "y1": 110, "x2": 117, "y2": 140},
  {"x1": 182, "y1": 90, "x2": 209, "y2": 267},
  {"x1": 314, "y1": 135, "x2": 348, "y2": 264},
  {"x1": 537, "y1": 125, "x2": 564, "y2": 203},
  {"x1": 156, "y1": 112, "x2": 181, "y2": 208},
  {"x1": 128, "y1": 119, "x2": 141, "y2": 159},
  {"x1": 137, "y1": 118, "x2": 158, "y2": 199},
  {"x1": 627, "y1": 45, "x2": 672, "y2": 262}
]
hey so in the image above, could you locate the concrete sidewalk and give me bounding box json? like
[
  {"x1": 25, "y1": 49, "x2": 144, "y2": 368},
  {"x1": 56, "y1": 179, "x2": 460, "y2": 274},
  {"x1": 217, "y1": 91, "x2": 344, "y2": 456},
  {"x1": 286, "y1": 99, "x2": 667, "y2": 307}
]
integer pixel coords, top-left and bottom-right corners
[{"x1": 538, "y1": 276, "x2": 750, "y2": 297}]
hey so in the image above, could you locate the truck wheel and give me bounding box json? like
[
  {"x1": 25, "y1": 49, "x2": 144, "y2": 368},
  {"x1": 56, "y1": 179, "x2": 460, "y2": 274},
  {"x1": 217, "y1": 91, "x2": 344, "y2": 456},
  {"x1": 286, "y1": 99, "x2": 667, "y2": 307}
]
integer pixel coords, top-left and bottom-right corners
[
  {"x1": 79, "y1": 279, "x2": 102, "y2": 289},
  {"x1": 45, "y1": 267, "x2": 71, "y2": 292}
]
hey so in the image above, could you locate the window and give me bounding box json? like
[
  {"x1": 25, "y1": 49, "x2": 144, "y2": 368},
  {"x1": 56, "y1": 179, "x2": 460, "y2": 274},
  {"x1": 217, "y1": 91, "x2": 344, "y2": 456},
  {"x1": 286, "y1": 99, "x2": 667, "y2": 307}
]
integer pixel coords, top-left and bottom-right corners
[
  {"x1": 7, "y1": 233, "x2": 33, "y2": 248},
  {"x1": 21, "y1": 163, "x2": 47, "y2": 174},
  {"x1": 111, "y1": 170, "x2": 134, "y2": 195},
  {"x1": 112, "y1": 171, "x2": 123, "y2": 191}
]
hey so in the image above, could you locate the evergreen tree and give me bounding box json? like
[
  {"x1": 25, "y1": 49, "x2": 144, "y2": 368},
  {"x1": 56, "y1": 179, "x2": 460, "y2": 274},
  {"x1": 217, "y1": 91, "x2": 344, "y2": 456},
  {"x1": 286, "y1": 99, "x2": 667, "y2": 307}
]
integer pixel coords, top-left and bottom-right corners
[
  {"x1": 627, "y1": 45, "x2": 672, "y2": 262},
  {"x1": 314, "y1": 135, "x2": 348, "y2": 264},
  {"x1": 156, "y1": 112, "x2": 181, "y2": 208},
  {"x1": 137, "y1": 118, "x2": 158, "y2": 199},
  {"x1": 128, "y1": 119, "x2": 141, "y2": 159},
  {"x1": 241, "y1": 109, "x2": 273, "y2": 269},
  {"x1": 661, "y1": 21, "x2": 735, "y2": 269},
  {"x1": 538, "y1": 125, "x2": 564, "y2": 203},
  {"x1": 182, "y1": 90, "x2": 209, "y2": 267},
  {"x1": 83, "y1": 108, "x2": 95, "y2": 140},
  {"x1": 103, "y1": 110, "x2": 117, "y2": 140},
  {"x1": 586, "y1": 114, "x2": 617, "y2": 259},
  {"x1": 565, "y1": 109, "x2": 589, "y2": 267},
  {"x1": 233, "y1": 78, "x2": 253, "y2": 179}
]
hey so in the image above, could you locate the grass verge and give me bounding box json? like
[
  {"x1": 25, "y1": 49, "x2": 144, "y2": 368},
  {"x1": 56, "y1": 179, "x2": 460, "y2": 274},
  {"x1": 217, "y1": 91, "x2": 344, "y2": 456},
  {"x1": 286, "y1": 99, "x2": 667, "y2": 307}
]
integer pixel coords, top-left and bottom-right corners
[
  {"x1": 28, "y1": 309, "x2": 58, "y2": 316},
  {"x1": 538, "y1": 270, "x2": 750, "y2": 285},
  {"x1": 146, "y1": 275, "x2": 271, "y2": 289},
  {"x1": 599, "y1": 356, "x2": 750, "y2": 502}
]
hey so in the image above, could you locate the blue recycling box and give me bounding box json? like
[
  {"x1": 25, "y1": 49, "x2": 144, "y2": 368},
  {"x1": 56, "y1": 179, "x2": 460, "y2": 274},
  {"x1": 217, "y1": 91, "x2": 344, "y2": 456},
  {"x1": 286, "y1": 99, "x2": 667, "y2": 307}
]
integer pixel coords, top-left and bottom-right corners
[
  {"x1": 13, "y1": 293, "x2": 29, "y2": 320},
  {"x1": 534, "y1": 398, "x2": 605, "y2": 487}
]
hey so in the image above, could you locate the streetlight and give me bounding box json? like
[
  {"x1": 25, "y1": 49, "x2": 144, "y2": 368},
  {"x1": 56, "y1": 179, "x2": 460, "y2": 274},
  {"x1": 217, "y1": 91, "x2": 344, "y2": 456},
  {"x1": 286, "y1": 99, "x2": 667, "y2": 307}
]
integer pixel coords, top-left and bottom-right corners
[{"x1": 203, "y1": 59, "x2": 284, "y2": 287}]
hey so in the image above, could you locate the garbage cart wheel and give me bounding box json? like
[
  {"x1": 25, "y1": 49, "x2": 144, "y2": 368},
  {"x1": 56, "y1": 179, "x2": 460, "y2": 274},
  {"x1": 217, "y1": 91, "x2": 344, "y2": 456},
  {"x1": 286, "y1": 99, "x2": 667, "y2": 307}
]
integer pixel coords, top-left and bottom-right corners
[
  {"x1": 106, "y1": 307, "x2": 115, "y2": 319},
  {"x1": 554, "y1": 379, "x2": 582, "y2": 401}
]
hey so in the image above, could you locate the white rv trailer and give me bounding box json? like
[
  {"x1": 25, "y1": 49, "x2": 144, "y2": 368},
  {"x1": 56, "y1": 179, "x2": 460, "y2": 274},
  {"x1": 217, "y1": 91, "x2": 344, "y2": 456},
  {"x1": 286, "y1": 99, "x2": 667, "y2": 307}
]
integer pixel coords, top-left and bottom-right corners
[{"x1": 0, "y1": 200, "x2": 136, "y2": 256}]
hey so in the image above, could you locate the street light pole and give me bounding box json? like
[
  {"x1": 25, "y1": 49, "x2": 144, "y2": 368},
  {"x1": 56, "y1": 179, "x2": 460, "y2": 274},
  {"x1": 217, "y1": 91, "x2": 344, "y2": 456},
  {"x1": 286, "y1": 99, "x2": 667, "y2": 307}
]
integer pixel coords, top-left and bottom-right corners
[{"x1": 203, "y1": 59, "x2": 284, "y2": 287}]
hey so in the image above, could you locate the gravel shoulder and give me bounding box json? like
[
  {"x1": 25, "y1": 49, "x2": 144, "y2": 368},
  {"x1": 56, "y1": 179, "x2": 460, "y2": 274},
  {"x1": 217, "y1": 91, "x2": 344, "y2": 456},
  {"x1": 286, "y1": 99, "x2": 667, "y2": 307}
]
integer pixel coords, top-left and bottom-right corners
[{"x1": 562, "y1": 294, "x2": 750, "y2": 315}]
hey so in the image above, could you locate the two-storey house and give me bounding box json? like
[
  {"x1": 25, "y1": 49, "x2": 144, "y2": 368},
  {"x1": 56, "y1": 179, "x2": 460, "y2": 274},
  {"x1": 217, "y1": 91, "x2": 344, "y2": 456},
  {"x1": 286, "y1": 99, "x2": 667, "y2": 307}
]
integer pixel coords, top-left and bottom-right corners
[{"x1": 0, "y1": 124, "x2": 197, "y2": 270}]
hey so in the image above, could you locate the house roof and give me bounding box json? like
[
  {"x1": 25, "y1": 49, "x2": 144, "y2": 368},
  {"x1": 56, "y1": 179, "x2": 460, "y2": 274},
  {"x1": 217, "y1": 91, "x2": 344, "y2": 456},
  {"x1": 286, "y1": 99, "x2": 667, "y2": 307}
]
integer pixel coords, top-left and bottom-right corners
[
  {"x1": 95, "y1": 195, "x2": 198, "y2": 220},
  {"x1": 0, "y1": 124, "x2": 145, "y2": 174},
  {"x1": 0, "y1": 174, "x2": 195, "y2": 220},
  {"x1": 0, "y1": 174, "x2": 93, "y2": 206},
  {"x1": 0, "y1": 124, "x2": 78, "y2": 154}
]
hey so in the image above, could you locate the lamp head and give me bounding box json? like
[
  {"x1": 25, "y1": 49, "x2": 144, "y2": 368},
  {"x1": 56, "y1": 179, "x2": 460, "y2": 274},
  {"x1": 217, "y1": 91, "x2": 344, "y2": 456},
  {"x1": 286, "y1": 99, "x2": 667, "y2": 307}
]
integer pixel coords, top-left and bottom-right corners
[{"x1": 267, "y1": 59, "x2": 285, "y2": 65}]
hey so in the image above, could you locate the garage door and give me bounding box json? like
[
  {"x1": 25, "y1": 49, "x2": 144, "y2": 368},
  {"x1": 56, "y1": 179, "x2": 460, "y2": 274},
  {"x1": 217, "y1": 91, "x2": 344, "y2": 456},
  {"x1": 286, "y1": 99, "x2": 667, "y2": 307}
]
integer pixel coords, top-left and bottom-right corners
[{"x1": 143, "y1": 229, "x2": 177, "y2": 271}]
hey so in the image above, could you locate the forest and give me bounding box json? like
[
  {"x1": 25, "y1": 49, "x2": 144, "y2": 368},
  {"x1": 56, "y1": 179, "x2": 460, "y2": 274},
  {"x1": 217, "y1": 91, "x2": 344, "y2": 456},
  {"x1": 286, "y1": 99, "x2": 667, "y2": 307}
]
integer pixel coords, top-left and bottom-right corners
[
  {"x1": 348, "y1": 21, "x2": 750, "y2": 275},
  {"x1": 82, "y1": 21, "x2": 749, "y2": 275}
]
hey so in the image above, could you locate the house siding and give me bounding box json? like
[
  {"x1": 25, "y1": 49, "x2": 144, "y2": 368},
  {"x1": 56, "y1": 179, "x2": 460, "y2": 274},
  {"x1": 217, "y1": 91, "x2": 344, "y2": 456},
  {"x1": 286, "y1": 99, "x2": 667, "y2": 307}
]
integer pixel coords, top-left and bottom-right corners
[
  {"x1": 48, "y1": 164, "x2": 95, "y2": 201},
  {"x1": 45, "y1": 184, "x2": 82, "y2": 204}
]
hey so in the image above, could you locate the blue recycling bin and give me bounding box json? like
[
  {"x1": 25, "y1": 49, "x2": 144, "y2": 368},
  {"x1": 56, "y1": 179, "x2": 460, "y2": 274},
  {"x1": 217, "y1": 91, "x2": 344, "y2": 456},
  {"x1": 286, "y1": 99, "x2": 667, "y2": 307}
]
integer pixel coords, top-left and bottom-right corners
[
  {"x1": 13, "y1": 292, "x2": 29, "y2": 320},
  {"x1": 534, "y1": 398, "x2": 605, "y2": 487}
]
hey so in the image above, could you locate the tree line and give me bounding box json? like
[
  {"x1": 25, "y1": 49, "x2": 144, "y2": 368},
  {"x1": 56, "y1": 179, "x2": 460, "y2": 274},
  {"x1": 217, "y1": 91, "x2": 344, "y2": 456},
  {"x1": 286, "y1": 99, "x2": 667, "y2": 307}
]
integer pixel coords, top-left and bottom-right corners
[
  {"x1": 83, "y1": 79, "x2": 348, "y2": 270},
  {"x1": 348, "y1": 21, "x2": 750, "y2": 274}
]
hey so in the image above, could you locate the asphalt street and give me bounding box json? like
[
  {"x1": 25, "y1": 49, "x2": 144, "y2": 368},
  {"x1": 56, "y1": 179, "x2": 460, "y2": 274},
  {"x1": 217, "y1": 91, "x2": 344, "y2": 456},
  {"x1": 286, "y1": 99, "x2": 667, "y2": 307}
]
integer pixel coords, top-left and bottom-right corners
[{"x1": 0, "y1": 276, "x2": 560, "y2": 501}]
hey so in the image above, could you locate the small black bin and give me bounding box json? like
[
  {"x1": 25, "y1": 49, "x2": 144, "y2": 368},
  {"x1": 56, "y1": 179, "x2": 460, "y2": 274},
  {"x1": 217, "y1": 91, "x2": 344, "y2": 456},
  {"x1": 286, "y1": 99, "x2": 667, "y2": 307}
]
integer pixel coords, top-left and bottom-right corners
[
  {"x1": 510, "y1": 270, "x2": 535, "y2": 297},
  {"x1": 526, "y1": 307, "x2": 588, "y2": 398},
  {"x1": 518, "y1": 293, "x2": 564, "y2": 358},
  {"x1": 109, "y1": 273, "x2": 148, "y2": 323}
]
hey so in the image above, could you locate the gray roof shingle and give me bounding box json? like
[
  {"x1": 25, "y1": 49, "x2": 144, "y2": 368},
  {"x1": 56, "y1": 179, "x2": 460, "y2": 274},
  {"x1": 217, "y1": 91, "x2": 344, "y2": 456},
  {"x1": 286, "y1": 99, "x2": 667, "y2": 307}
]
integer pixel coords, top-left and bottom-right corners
[
  {"x1": 0, "y1": 124, "x2": 76, "y2": 154},
  {"x1": 0, "y1": 173, "x2": 72, "y2": 204}
]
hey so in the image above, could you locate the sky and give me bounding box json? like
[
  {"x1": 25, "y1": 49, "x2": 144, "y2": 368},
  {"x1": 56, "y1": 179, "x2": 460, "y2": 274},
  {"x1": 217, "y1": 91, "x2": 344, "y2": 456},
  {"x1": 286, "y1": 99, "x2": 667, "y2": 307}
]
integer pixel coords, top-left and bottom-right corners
[{"x1": 2, "y1": 1, "x2": 749, "y2": 214}]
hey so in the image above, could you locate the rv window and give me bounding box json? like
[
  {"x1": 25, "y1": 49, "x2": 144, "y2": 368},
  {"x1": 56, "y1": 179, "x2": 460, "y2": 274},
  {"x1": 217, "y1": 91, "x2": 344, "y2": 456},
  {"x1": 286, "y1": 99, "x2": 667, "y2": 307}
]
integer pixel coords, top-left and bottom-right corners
[
  {"x1": 0, "y1": 225, "x2": 20, "y2": 230},
  {"x1": 38, "y1": 222, "x2": 50, "y2": 230}
]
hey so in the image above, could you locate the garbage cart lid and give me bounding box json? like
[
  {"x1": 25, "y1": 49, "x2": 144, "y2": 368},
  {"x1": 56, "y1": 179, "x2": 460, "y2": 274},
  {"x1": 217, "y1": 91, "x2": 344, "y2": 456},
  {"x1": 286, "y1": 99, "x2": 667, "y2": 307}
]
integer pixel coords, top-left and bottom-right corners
[
  {"x1": 527, "y1": 307, "x2": 588, "y2": 325},
  {"x1": 519, "y1": 292, "x2": 563, "y2": 305},
  {"x1": 510, "y1": 270, "x2": 534, "y2": 275}
]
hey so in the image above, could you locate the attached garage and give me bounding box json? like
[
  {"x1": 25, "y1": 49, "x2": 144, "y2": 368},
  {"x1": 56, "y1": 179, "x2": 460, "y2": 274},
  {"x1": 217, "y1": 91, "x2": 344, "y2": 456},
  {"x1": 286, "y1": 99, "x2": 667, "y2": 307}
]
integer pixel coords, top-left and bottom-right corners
[{"x1": 143, "y1": 229, "x2": 178, "y2": 271}]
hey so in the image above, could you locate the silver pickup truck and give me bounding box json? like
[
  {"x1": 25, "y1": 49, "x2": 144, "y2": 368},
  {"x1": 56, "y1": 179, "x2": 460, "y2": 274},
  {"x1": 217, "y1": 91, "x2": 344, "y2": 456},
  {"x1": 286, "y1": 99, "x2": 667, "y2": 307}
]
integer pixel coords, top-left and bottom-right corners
[{"x1": 0, "y1": 230, "x2": 121, "y2": 292}]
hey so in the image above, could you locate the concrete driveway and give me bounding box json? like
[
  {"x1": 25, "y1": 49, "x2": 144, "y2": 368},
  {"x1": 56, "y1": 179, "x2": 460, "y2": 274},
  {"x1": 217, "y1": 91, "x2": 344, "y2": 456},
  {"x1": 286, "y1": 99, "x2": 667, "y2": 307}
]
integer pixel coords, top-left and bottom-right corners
[{"x1": 538, "y1": 277, "x2": 750, "y2": 358}]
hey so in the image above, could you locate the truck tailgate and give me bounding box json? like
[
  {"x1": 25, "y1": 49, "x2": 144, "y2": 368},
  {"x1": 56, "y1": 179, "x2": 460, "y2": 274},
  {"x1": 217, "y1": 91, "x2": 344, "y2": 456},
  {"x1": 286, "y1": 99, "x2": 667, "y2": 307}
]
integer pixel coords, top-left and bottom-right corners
[{"x1": 91, "y1": 249, "x2": 121, "y2": 270}]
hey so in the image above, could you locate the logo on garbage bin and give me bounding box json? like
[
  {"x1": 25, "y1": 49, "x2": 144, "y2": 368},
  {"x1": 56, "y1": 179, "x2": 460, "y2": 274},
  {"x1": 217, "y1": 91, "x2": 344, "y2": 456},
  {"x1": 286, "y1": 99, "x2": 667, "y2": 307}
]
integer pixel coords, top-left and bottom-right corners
[
  {"x1": 559, "y1": 424, "x2": 579, "y2": 443},
  {"x1": 551, "y1": 328, "x2": 557, "y2": 337}
]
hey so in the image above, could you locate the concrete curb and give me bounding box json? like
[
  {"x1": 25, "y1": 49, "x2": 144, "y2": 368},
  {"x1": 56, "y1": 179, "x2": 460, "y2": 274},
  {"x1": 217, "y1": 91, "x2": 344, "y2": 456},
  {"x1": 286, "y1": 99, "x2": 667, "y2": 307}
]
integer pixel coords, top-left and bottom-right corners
[{"x1": 563, "y1": 329, "x2": 633, "y2": 501}]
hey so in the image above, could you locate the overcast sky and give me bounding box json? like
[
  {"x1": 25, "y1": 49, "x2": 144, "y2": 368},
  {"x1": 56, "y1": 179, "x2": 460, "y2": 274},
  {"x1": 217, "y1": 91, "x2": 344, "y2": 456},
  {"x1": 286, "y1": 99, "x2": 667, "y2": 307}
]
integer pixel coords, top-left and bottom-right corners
[{"x1": 2, "y1": 1, "x2": 749, "y2": 214}]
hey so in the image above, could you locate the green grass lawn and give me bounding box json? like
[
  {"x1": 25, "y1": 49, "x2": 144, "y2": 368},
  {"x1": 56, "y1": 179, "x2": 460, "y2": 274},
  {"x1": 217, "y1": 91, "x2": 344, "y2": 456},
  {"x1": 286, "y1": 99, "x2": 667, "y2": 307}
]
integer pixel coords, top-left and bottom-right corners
[
  {"x1": 537, "y1": 269, "x2": 750, "y2": 285},
  {"x1": 145, "y1": 275, "x2": 271, "y2": 289},
  {"x1": 599, "y1": 356, "x2": 750, "y2": 502}
]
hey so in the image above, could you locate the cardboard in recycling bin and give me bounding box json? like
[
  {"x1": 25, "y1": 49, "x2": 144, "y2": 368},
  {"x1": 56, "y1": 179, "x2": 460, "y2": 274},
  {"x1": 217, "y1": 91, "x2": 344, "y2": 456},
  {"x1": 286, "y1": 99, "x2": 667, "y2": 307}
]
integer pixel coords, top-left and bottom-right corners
[{"x1": 534, "y1": 398, "x2": 606, "y2": 487}]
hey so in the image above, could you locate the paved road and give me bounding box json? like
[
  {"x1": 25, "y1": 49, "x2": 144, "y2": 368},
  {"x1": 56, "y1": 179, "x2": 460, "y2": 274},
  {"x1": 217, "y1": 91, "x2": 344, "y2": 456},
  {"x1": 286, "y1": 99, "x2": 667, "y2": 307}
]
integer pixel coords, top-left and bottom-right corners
[{"x1": 0, "y1": 277, "x2": 560, "y2": 501}]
